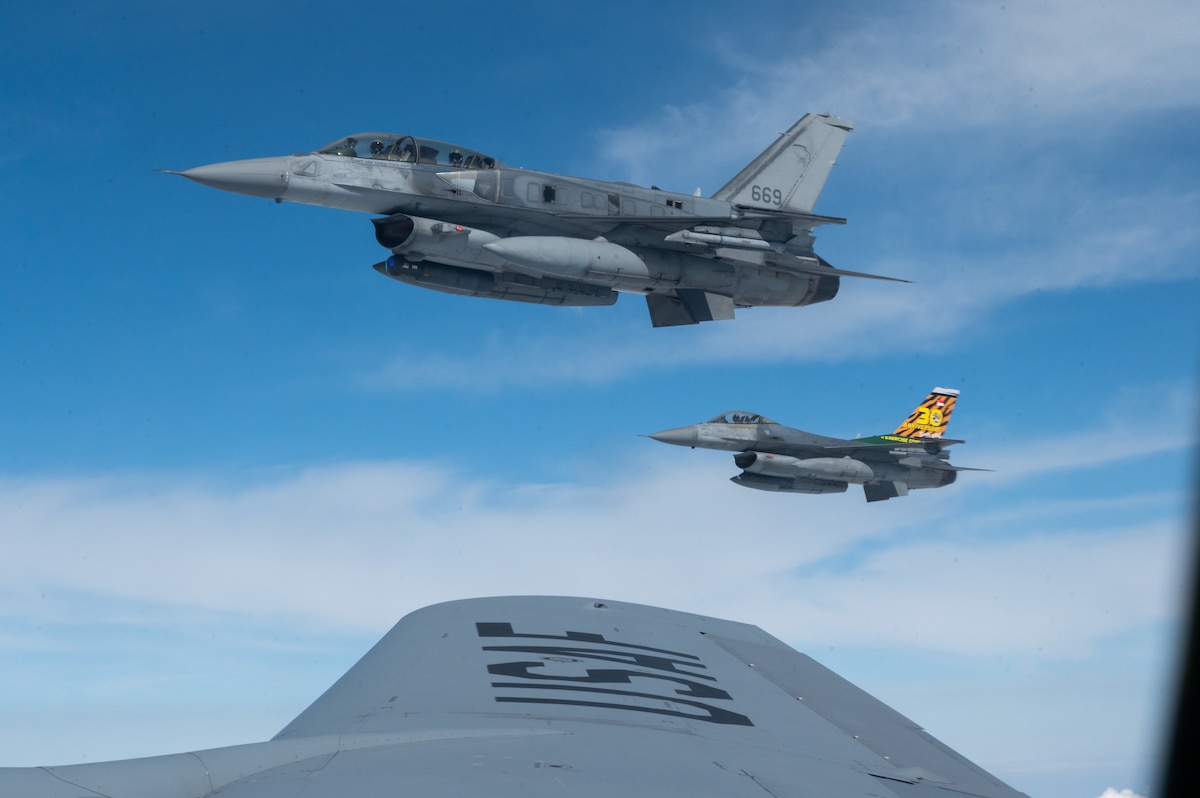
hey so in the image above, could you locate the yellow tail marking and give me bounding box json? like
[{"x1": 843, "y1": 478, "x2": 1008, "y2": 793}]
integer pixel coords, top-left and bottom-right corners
[{"x1": 892, "y1": 389, "x2": 958, "y2": 439}]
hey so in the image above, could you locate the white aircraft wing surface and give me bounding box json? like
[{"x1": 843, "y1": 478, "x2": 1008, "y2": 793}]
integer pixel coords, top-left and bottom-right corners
[{"x1": 1, "y1": 596, "x2": 1028, "y2": 798}]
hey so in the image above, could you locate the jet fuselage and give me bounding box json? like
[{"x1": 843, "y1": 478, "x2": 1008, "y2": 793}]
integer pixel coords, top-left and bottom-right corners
[
  {"x1": 649, "y1": 400, "x2": 968, "y2": 502},
  {"x1": 169, "y1": 116, "x2": 894, "y2": 326}
]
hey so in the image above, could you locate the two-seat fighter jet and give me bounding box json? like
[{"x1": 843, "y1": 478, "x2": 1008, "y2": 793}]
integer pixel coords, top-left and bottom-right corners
[
  {"x1": 650, "y1": 387, "x2": 985, "y2": 501},
  {"x1": 167, "y1": 114, "x2": 902, "y2": 327}
]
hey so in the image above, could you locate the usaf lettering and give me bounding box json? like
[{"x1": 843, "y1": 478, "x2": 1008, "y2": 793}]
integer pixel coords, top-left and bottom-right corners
[{"x1": 477, "y1": 621, "x2": 753, "y2": 726}]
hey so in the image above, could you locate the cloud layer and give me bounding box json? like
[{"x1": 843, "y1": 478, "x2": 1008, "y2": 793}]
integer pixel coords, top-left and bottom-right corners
[
  {"x1": 3, "y1": 386, "x2": 1191, "y2": 656},
  {"x1": 360, "y1": 1, "x2": 1200, "y2": 394}
]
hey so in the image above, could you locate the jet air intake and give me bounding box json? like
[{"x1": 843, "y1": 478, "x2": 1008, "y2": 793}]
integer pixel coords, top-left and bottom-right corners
[
  {"x1": 372, "y1": 214, "x2": 417, "y2": 249},
  {"x1": 372, "y1": 213, "x2": 505, "y2": 253}
]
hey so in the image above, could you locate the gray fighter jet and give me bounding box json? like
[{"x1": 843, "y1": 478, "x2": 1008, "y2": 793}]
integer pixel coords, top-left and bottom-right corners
[
  {"x1": 0, "y1": 595, "x2": 1028, "y2": 798},
  {"x1": 651, "y1": 387, "x2": 985, "y2": 501},
  {"x1": 165, "y1": 114, "x2": 903, "y2": 327}
]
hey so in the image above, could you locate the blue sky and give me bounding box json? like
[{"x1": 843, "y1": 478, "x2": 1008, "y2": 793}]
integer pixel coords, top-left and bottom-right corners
[{"x1": 1, "y1": 2, "x2": 1197, "y2": 796}]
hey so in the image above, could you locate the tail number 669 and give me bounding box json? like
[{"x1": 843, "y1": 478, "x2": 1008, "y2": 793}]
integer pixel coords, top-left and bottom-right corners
[{"x1": 751, "y1": 185, "x2": 783, "y2": 205}]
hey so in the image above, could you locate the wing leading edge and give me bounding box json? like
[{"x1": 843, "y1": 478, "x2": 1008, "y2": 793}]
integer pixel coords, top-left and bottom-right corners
[{"x1": 0, "y1": 596, "x2": 1028, "y2": 798}]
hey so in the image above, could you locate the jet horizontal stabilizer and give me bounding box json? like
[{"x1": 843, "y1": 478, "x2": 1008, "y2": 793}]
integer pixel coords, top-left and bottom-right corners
[{"x1": 773, "y1": 255, "x2": 910, "y2": 284}]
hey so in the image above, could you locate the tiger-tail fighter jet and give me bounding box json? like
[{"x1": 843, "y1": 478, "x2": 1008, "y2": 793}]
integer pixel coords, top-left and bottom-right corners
[
  {"x1": 649, "y1": 387, "x2": 986, "y2": 501},
  {"x1": 163, "y1": 114, "x2": 905, "y2": 327}
]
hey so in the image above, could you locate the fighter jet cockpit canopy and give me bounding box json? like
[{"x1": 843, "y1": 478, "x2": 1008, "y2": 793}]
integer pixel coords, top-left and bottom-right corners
[
  {"x1": 709, "y1": 411, "x2": 775, "y2": 425},
  {"x1": 317, "y1": 134, "x2": 502, "y2": 169}
]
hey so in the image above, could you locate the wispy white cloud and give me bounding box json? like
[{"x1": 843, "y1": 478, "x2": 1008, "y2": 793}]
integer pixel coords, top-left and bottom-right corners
[
  {"x1": 359, "y1": 186, "x2": 1200, "y2": 392},
  {"x1": 2, "y1": 383, "x2": 1190, "y2": 658},
  {"x1": 682, "y1": 196, "x2": 1200, "y2": 362},
  {"x1": 599, "y1": 0, "x2": 1200, "y2": 187},
  {"x1": 351, "y1": 2, "x2": 1200, "y2": 397},
  {"x1": 974, "y1": 379, "x2": 1198, "y2": 479},
  {"x1": 358, "y1": 318, "x2": 666, "y2": 392},
  {"x1": 1, "y1": 395, "x2": 1189, "y2": 777},
  {"x1": 775, "y1": 519, "x2": 1182, "y2": 657},
  {"x1": 799, "y1": 1, "x2": 1198, "y2": 124}
]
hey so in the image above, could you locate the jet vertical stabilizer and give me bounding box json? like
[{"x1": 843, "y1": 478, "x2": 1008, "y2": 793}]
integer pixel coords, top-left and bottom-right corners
[
  {"x1": 712, "y1": 113, "x2": 853, "y2": 214},
  {"x1": 847, "y1": 387, "x2": 961, "y2": 447},
  {"x1": 891, "y1": 387, "x2": 959, "y2": 440}
]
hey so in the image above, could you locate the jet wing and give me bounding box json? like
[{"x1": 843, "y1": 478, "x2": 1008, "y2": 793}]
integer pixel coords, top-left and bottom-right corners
[
  {"x1": 0, "y1": 596, "x2": 1026, "y2": 798},
  {"x1": 551, "y1": 210, "x2": 848, "y2": 231},
  {"x1": 770, "y1": 253, "x2": 912, "y2": 283},
  {"x1": 752, "y1": 440, "x2": 989, "y2": 479},
  {"x1": 547, "y1": 216, "x2": 906, "y2": 284},
  {"x1": 816, "y1": 438, "x2": 967, "y2": 454}
]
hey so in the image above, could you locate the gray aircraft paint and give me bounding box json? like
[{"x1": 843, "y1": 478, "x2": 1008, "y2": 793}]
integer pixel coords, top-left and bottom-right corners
[
  {"x1": 650, "y1": 388, "x2": 986, "y2": 502},
  {"x1": 165, "y1": 115, "x2": 905, "y2": 327},
  {"x1": 0, "y1": 596, "x2": 1027, "y2": 798}
]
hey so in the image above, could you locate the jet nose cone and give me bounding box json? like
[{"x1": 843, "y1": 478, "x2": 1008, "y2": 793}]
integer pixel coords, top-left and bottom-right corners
[
  {"x1": 648, "y1": 426, "x2": 699, "y2": 447},
  {"x1": 179, "y1": 157, "x2": 292, "y2": 199}
]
